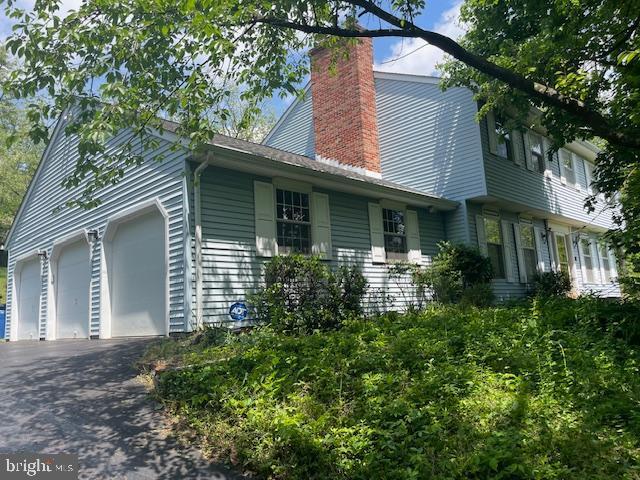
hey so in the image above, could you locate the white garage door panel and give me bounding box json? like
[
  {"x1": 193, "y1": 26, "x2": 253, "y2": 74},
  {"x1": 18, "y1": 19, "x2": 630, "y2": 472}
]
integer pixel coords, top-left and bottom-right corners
[
  {"x1": 17, "y1": 259, "x2": 41, "y2": 340},
  {"x1": 56, "y1": 240, "x2": 90, "y2": 339},
  {"x1": 111, "y1": 211, "x2": 166, "y2": 337}
]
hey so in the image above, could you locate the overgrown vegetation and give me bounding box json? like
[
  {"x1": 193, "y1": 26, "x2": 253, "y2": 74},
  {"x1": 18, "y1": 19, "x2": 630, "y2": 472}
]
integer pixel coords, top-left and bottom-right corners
[
  {"x1": 390, "y1": 242, "x2": 494, "y2": 309},
  {"x1": 250, "y1": 255, "x2": 367, "y2": 335},
  {"x1": 149, "y1": 297, "x2": 640, "y2": 479},
  {"x1": 532, "y1": 271, "x2": 573, "y2": 299}
]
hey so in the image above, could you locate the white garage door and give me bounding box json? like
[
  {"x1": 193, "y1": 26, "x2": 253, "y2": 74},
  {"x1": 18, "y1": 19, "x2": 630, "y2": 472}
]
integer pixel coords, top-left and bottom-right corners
[
  {"x1": 56, "y1": 239, "x2": 90, "y2": 339},
  {"x1": 110, "y1": 210, "x2": 166, "y2": 337},
  {"x1": 17, "y1": 258, "x2": 41, "y2": 340}
]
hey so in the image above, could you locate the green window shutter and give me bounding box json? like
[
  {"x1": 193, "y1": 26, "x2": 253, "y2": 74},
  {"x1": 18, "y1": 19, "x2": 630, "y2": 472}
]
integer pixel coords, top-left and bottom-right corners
[
  {"x1": 368, "y1": 202, "x2": 386, "y2": 264},
  {"x1": 486, "y1": 111, "x2": 498, "y2": 155},
  {"x1": 534, "y1": 227, "x2": 547, "y2": 272},
  {"x1": 501, "y1": 220, "x2": 517, "y2": 283},
  {"x1": 253, "y1": 181, "x2": 277, "y2": 257},
  {"x1": 475, "y1": 214, "x2": 488, "y2": 256},
  {"x1": 513, "y1": 224, "x2": 528, "y2": 283},
  {"x1": 405, "y1": 210, "x2": 422, "y2": 264},
  {"x1": 311, "y1": 192, "x2": 332, "y2": 260}
]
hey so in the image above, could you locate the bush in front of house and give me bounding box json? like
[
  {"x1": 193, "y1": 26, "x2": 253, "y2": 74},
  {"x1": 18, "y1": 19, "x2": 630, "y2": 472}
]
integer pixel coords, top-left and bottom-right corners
[
  {"x1": 532, "y1": 270, "x2": 572, "y2": 298},
  {"x1": 251, "y1": 255, "x2": 367, "y2": 334},
  {"x1": 414, "y1": 241, "x2": 494, "y2": 306},
  {"x1": 154, "y1": 297, "x2": 640, "y2": 479}
]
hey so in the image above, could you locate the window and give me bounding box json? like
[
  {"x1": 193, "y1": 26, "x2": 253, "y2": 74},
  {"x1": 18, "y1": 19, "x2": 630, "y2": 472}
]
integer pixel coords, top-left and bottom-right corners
[
  {"x1": 555, "y1": 233, "x2": 572, "y2": 278},
  {"x1": 276, "y1": 188, "x2": 311, "y2": 254},
  {"x1": 599, "y1": 244, "x2": 611, "y2": 283},
  {"x1": 528, "y1": 132, "x2": 546, "y2": 173},
  {"x1": 484, "y1": 217, "x2": 505, "y2": 279},
  {"x1": 520, "y1": 224, "x2": 538, "y2": 281},
  {"x1": 560, "y1": 149, "x2": 576, "y2": 185},
  {"x1": 382, "y1": 208, "x2": 407, "y2": 259},
  {"x1": 494, "y1": 116, "x2": 513, "y2": 161},
  {"x1": 581, "y1": 238, "x2": 595, "y2": 283}
]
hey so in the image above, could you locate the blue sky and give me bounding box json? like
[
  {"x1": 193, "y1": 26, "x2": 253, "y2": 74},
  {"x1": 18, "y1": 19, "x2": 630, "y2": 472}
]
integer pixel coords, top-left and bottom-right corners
[{"x1": 1, "y1": 0, "x2": 463, "y2": 117}]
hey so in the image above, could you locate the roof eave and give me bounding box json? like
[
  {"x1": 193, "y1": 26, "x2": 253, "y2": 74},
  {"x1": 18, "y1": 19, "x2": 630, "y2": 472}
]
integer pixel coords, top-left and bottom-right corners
[{"x1": 195, "y1": 143, "x2": 459, "y2": 212}]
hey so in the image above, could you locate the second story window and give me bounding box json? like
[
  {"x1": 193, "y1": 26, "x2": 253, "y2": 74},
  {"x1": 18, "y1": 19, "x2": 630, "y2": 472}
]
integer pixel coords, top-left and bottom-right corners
[
  {"x1": 599, "y1": 244, "x2": 612, "y2": 283},
  {"x1": 528, "y1": 132, "x2": 546, "y2": 174},
  {"x1": 382, "y1": 208, "x2": 407, "y2": 260},
  {"x1": 560, "y1": 149, "x2": 576, "y2": 186},
  {"x1": 484, "y1": 217, "x2": 506, "y2": 279},
  {"x1": 276, "y1": 189, "x2": 311, "y2": 254},
  {"x1": 494, "y1": 116, "x2": 513, "y2": 161}
]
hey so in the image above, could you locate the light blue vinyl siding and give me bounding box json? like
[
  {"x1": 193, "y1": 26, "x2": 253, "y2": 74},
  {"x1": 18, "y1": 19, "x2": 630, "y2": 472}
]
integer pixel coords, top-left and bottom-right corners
[
  {"x1": 5, "y1": 115, "x2": 188, "y2": 338},
  {"x1": 375, "y1": 77, "x2": 486, "y2": 200},
  {"x1": 478, "y1": 117, "x2": 615, "y2": 230},
  {"x1": 192, "y1": 163, "x2": 446, "y2": 325},
  {"x1": 264, "y1": 90, "x2": 315, "y2": 158}
]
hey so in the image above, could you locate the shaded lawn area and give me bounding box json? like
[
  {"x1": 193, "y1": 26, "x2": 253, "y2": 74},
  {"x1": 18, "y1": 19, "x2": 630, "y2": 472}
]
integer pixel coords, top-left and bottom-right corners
[{"x1": 144, "y1": 298, "x2": 640, "y2": 480}]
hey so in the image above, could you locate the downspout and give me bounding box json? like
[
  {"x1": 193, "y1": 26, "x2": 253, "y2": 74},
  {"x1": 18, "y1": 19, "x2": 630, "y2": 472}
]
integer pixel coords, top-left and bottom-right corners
[{"x1": 194, "y1": 153, "x2": 212, "y2": 330}]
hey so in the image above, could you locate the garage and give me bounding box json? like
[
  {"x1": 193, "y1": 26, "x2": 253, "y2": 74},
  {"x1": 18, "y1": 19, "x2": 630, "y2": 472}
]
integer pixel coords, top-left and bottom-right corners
[
  {"x1": 16, "y1": 257, "x2": 41, "y2": 340},
  {"x1": 108, "y1": 209, "x2": 167, "y2": 337},
  {"x1": 55, "y1": 238, "x2": 90, "y2": 339}
]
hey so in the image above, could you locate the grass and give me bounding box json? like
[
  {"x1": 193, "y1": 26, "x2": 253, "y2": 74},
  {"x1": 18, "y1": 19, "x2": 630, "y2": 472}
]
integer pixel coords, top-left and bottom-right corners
[
  {"x1": 145, "y1": 297, "x2": 640, "y2": 479},
  {"x1": 0, "y1": 266, "x2": 6, "y2": 305}
]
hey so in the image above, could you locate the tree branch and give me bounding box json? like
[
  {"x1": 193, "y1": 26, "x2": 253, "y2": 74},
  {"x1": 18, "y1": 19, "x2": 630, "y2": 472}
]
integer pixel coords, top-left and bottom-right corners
[{"x1": 254, "y1": 2, "x2": 640, "y2": 151}]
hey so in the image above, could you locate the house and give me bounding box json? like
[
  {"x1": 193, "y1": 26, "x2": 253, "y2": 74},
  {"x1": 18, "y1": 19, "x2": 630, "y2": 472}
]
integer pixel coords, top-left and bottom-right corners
[
  {"x1": 265, "y1": 38, "x2": 621, "y2": 300},
  {"x1": 3, "y1": 37, "x2": 619, "y2": 341}
]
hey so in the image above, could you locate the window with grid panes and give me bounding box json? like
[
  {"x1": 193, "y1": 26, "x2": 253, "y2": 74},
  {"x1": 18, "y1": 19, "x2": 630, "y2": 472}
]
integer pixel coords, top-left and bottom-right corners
[
  {"x1": 276, "y1": 189, "x2": 311, "y2": 254},
  {"x1": 528, "y1": 132, "x2": 546, "y2": 173},
  {"x1": 484, "y1": 217, "x2": 506, "y2": 279},
  {"x1": 520, "y1": 224, "x2": 538, "y2": 281},
  {"x1": 581, "y1": 238, "x2": 595, "y2": 283},
  {"x1": 599, "y1": 244, "x2": 612, "y2": 283},
  {"x1": 382, "y1": 208, "x2": 407, "y2": 256},
  {"x1": 560, "y1": 150, "x2": 576, "y2": 185},
  {"x1": 494, "y1": 116, "x2": 513, "y2": 161}
]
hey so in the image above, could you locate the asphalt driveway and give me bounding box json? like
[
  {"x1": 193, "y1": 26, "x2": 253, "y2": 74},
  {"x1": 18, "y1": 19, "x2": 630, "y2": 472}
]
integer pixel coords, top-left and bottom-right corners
[{"x1": 0, "y1": 338, "x2": 245, "y2": 479}]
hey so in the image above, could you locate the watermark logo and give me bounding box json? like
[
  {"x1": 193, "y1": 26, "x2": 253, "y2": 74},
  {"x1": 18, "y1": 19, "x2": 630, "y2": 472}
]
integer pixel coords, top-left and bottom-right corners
[{"x1": 0, "y1": 454, "x2": 77, "y2": 479}]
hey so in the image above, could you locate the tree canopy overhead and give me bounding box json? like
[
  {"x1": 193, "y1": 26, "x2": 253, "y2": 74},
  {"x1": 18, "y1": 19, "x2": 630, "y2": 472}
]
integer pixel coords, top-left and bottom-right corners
[{"x1": 2, "y1": 0, "x2": 639, "y2": 268}]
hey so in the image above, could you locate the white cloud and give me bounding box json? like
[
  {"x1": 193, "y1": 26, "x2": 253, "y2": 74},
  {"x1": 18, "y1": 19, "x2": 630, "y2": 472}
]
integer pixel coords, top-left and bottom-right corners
[{"x1": 374, "y1": 1, "x2": 465, "y2": 76}]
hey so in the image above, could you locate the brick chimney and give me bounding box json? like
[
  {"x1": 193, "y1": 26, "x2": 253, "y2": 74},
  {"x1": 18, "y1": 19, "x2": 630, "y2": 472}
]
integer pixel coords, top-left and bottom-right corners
[{"x1": 310, "y1": 38, "x2": 380, "y2": 173}]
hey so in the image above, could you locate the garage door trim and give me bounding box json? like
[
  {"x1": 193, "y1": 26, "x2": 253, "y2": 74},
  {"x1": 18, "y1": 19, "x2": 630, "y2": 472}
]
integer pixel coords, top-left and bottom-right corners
[
  {"x1": 100, "y1": 198, "x2": 170, "y2": 339},
  {"x1": 10, "y1": 250, "x2": 43, "y2": 341},
  {"x1": 48, "y1": 229, "x2": 92, "y2": 340}
]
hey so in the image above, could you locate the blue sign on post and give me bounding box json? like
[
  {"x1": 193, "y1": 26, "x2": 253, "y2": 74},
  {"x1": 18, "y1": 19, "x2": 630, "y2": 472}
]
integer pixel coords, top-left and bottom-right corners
[
  {"x1": 0, "y1": 305, "x2": 5, "y2": 339},
  {"x1": 229, "y1": 302, "x2": 248, "y2": 321}
]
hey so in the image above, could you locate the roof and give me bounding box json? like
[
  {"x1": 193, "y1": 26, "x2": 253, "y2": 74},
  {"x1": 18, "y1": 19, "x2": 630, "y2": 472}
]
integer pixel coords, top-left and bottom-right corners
[{"x1": 161, "y1": 120, "x2": 458, "y2": 211}]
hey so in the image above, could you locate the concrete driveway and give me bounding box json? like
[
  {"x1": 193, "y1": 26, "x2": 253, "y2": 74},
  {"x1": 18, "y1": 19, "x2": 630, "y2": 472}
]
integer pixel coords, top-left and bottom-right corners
[{"x1": 0, "y1": 338, "x2": 245, "y2": 479}]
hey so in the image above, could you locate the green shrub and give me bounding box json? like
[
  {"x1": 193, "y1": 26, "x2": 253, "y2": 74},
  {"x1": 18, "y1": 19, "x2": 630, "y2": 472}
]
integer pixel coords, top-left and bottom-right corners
[
  {"x1": 418, "y1": 241, "x2": 493, "y2": 306},
  {"x1": 251, "y1": 255, "x2": 367, "y2": 334},
  {"x1": 532, "y1": 270, "x2": 572, "y2": 298},
  {"x1": 154, "y1": 297, "x2": 640, "y2": 479}
]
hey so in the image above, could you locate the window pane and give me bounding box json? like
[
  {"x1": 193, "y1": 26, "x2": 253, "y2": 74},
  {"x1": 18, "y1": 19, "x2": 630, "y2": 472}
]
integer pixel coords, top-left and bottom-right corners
[
  {"x1": 561, "y1": 150, "x2": 576, "y2": 184},
  {"x1": 488, "y1": 243, "x2": 505, "y2": 279},
  {"x1": 276, "y1": 188, "x2": 311, "y2": 254},
  {"x1": 581, "y1": 239, "x2": 595, "y2": 283},
  {"x1": 484, "y1": 218, "x2": 502, "y2": 244},
  {"x1": 494, "y1": 117, "x2": 512, "y2": 160},
  {"x1": 523, "y1": 248, "x2": 538, "y2": 280},
  {"x1": 600, "y1": 245, "x2": 611, "y2": 283},
  {"x1": 384, "y1": 234, "x2": 407, "y2": 254},
  {"x1": 383, "y1": 209, "x2": 405, "y2": 235},
  {"x1": 520, "y1": 225, "x2": 535, "y2": 249},
  {"x1": 556, "y1": 235, "x2": 571, "y2": 277}
]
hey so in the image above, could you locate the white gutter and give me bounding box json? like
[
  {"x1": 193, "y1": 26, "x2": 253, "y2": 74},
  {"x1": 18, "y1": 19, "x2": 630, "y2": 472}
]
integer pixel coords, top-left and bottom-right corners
[{"x1": 193, "y1": 153, "x2": 211, "y2": 330}]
